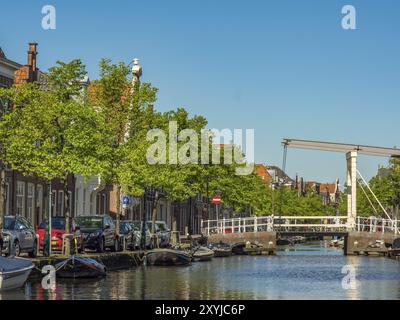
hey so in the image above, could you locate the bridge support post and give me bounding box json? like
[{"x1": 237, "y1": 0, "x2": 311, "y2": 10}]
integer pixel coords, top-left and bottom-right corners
[{"x1": 346, "y1": 151, "x2": 357, "y2": 230}]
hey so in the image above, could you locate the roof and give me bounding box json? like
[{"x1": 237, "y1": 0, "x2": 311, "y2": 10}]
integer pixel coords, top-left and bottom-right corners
[
  {"x1": 319, "y1": 183, "x2": 337, "y2": 194},
  {"x1": 0, "y1": 47, "x2": 5, "y2": 59}
]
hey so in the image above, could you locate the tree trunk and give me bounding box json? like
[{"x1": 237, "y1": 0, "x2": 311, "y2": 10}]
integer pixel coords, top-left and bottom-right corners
[
  {"x1": 116, "y1": 185, "x2": 121, "y2": 241},
  {"x1": 171, "y1": 201, "x2": 179, "y2": 245},
  {"x1": 63, "y1": 175, "x2": 71, "y2": 256},
  {"x1": 0, "y1": 168, "x2": 5, "y2": 230},
  {"x1": 151, "y1": 191, "x2": 159, "y2": 248},
  {"x1": 0, "y1": 167, "x2": 5, "y2": 253}
]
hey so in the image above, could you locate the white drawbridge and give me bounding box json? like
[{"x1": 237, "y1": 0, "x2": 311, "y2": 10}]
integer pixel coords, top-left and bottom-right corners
[{"x1": 282, "y1": 139, "x2": 400, "y2": 231}]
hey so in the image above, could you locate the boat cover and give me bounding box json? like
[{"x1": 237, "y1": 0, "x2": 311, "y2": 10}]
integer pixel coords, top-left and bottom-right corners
[
  {"x1": 55, "y1": 255, "x2": 106, "y2": 271},
  {"x1": 0, "y1": 256, "x2": 33, "y2": 273}
]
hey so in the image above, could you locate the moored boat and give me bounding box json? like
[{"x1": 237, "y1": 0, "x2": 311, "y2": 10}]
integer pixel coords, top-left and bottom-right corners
[
  {"x1": 0, "y1": 256, "x2": 34, "y2": 291},
  {"x1": 276, "y1": 238, "x2": 292, "y2": 246},
  {"x1": 191, "y1": 246, "x2": 214, "y2": 261},
  {"x1": 329, "y1": 239, "x2": 344, "y2": 248},
  {"x1": 231, "y1": 242, "x2": 246, "y2": 255},
  {"x1": 146, "y1": 248, "x2": 191, "y2": 266},
  {"x1": 208, "y1": 242, "x2": 232, "y2": 257},
  {"x1": 243, "y1": 242, "x2": 263, "y2": 255},
  {"x1": 55, "y1": 255, "x2": 106, "y2": 278}
]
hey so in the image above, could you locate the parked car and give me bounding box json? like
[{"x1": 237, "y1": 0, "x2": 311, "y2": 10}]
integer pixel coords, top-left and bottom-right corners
[
  {"x1": 128, "y1": 221, "x2": 152, "y2": 249},
  {"x1": 118, "y1": 220, "x2": 135, "y2": 250},
  {"x1": 1, "y1": 216, "x2": 37, "y2": 257},
  {"x1": 36, "y1": 217, "x2": 84, "y2": 254},
  {"x1": 75, "y1": 215, "x2": 119, "y2": 253},
  {"x1": 147, "y1": 221, "x2": 171, "y2": 247}
]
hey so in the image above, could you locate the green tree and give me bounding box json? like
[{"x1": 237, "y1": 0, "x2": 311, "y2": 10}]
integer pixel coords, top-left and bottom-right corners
[
  {"x1": 88, "y1": 59, "x2": 158, "y2": 236},
  {"x1": 0, "y1": 61, "x2": 110, "y2": 255}
]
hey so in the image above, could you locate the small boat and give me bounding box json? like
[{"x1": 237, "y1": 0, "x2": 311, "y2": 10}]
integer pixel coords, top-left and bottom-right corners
[
  {"x1": 276, "y1": 238, "x2": 292, "y2": 246},
  {"x1": 329, "y1": 239, "x2": 344, "y2": 248},
  {"x1": 208, "y1": 242, "x2": 232, "y2": 257},
  {"x1": 146, "y1": 248, "x2": 191, "y2": 266},
  {"x1": 191, "y1": 246, "x2": 214, "y2": 262},
  {"x1": 231, "y1": 241, "x2": 264, "y2": 255},
  {"x1": 243, "y1": 242, "x2": 263, "y2": 255},
  {"x1": 231, "y1": 242, "x2": 246, "y2": 255},
  {"x1": 0, "y1": 256, "x2": 34, "y2": 291},
  {"x1": 55, "y1": 256, "x2": 106, "y2": 278}
]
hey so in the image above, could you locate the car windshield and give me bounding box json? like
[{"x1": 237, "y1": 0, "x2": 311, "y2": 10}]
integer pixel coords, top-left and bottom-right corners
[
  {"x1": 39, "y1": 218, "x2": 65, "y2": 230},
  {"x1": 156, "y1": 223, "x2": 167, "y2": 231},
  {"x1": 75, "y1": 217, "x2": 103, "y2": 228},
  {"x1": 130, "y1": 221, "x2": 142, "y2": 231},
  {"x1": 120, "y1": 222, "x2": 130, "y2": 232},
  {"x1": 4, "y1": 217, "x2": 15, "y2": 230}
]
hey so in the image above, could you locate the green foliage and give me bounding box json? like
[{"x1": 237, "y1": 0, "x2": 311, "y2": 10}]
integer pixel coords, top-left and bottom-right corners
[
  {"x1": 269, "y1": 187, "x2": 334, "y2": 216},
  {"x1": 0, "y1": 82, "x2": 109, "y2": 182},
  {"x1": 357, "y1": 158, "x2": 400, "y2": 217}
]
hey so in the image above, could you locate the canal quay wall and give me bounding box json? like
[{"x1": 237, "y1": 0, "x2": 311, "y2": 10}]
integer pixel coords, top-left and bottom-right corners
[
  {"x1": 207, "y1": 231, "x2": 277, "y2": 255},
  {"x1": 345, "y1": 231, "x2": 398, "y2": 256},
  {"x1": 29, "y1": 252, "x2": 144, "y2": 279}
]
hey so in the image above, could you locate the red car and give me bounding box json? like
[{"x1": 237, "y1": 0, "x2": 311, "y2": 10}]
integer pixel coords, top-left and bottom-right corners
[{"x1": 36, "y1": 217, "x2": 84, "y2": 253}]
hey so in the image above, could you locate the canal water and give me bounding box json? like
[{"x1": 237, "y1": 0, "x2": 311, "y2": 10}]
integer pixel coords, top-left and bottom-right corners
[{"x1": 1, "y1": 242, "x2": 400, "y2": 300}]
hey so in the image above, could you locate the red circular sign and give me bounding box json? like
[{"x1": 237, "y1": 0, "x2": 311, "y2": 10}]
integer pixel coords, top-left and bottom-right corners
[{"x1": 212, "y1": 196, "x2": 221, "y2": 204}]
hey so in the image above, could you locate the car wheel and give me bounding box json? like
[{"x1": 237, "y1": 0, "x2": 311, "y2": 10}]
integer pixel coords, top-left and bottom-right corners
[
  {"x1": 14, "y1": 240, "x2": 21, "y2": 257},
  {"x1": 97, "y1": 237, "x2": 105, "y2": 253},
  {"x1": 28, "y1": 241, "x2": 37, "y2": 258}
]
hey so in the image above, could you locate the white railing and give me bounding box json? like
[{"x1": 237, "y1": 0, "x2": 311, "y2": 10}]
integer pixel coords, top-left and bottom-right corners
[
  {"x1": 201, "y1": 215, "x2": 399, "y2": 236},
  {"x1": 356, "y1": 216, "x2": 399, "y2": 235}
]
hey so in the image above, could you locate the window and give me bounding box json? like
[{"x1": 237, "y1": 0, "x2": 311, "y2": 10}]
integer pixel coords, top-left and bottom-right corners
[
  {"x1": 68, "y1": 191, "x2": 72, "y2": 216},
  {"x1": 36, "y1": 185, "x2": 43, "y2": 224},
  {"x1": 102, "y1": 194, "x2": 107, "y2": 215},
  {"x1": 75, "y1": 188, "x2": 79, "y2": 216},
  {"x1": 27, "y1": 183, "x2": 35, "y2": 223},
  {"x1": 16, "y1": 181, "x2": 25, "y2": 216},
  {"x1": 58, "y1": 190, "x2": 64, "y2": 217},
  {"x1": 51, "y1": 190, "x2": 57, "y2": 217},
  {"x1": 90, "y1": 192, "x2": 94, "y2": 215},
  {"x1": 82, "y1": 189, "x2": 87, "y2": 214},
  {"x1": 4, "y1": 182, "x2": 10, "y2": 215}
]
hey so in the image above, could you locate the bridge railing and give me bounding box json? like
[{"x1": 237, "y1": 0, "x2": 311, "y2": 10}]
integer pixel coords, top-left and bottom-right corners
[
  {"x1": 201, "y1": 216, "x2": 273, "y2": 236},
  {"x1": 201, "y1": 215, "x2": 348, "y2": 236},
  {"x1": 201, "y1": 215, "x2": 399, "y2": 236},
  {"x1": 273, "y1": 216, "x2": 348, "y2": 233},
  {"x1": 356, "y1": 216, "x2": 399, "y2": 235}
]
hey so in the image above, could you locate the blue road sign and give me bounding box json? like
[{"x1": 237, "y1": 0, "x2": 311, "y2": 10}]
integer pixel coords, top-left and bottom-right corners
[{"x1": 122, "y1": 196, "x2": 130, "y2": 205}]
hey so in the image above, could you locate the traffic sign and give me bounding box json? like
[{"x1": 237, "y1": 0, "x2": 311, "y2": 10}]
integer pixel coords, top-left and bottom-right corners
[
  {"x1": 212, "y1": 196, "x2": 221, "y2": 204},
  {"x1": 122, "y1": 196, "x2": 130, "y2": 205}
]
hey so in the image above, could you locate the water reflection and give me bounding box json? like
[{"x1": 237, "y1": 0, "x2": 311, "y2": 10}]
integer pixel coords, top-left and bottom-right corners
[{"x1": 1, "y1": 242, "x2": 400, "y2": 300}]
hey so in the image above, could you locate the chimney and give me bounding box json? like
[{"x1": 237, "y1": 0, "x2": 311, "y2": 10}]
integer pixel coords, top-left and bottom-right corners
[{"x1": 27, "y1": 43, "x2": 38, "y2": 81}]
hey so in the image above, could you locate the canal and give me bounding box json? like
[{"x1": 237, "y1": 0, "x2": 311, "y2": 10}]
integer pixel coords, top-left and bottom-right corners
[{"x1": 1, "y1": 242, "x2": 400, "y2": 300}]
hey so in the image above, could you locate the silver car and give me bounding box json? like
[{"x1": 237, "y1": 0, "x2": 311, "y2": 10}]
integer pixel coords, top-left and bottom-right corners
[
  {"x1": 147, "y1": 221, "x2": 171, "y2": 248},
  {"x1": 1, "y1": 216, "x2": 38, "y2": 257},
  {"x1": 128, "y1": 221, "x2": 152, "y2": 249}
]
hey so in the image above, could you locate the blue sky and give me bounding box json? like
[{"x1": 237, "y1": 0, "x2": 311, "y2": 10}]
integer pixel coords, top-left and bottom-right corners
[{"x1": 1, "y1": 0, "x2": 399, "y2": 185}]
